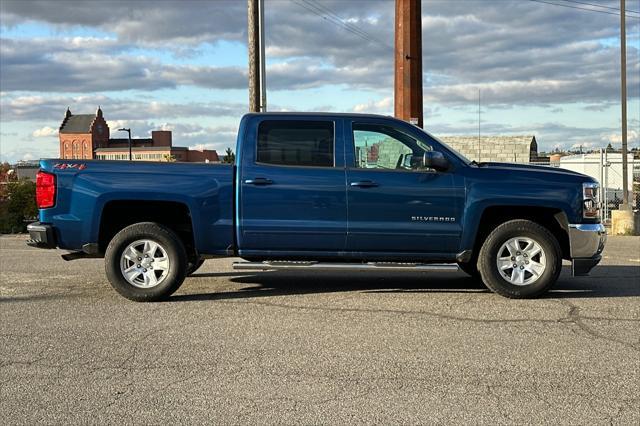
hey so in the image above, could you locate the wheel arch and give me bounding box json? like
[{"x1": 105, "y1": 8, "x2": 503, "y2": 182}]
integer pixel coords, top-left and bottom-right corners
[
  {"x1": 98, "y1": 200, "x2": 197, "y2": 259},
  {"x1": 469, "y1": 205, "x2": 571, "y2": 261}
]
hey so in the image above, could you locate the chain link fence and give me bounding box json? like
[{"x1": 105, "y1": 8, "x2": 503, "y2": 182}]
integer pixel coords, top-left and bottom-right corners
[{"x1": 529, "y1": 153, "x2": 639, "y2": 224}]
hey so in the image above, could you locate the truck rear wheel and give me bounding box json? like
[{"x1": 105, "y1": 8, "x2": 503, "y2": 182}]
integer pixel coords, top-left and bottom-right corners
[
  {"x1": 478, "y1": 219, "x2": 562, "y2": 298},
  {"x1": 105, "y1": 222, "x2": 188, "y2": 302}
]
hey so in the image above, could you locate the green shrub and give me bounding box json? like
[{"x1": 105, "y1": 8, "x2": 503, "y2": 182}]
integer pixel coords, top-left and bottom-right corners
[{"x1": 0, "y1": 180, "x2": 37, "y2": 233}]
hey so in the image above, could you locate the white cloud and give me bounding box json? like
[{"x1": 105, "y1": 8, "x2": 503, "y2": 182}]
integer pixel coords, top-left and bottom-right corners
[
  {"x1": 187, "y1": 142, "x2": 230, "y2": 152},
  {"x1": 1, "y1": 94, "x2": 246, "y2": 122},
  {"x1": 105, "y1": 120, "x2": 128, "y2": 131},
  {"x1": 32, "y1": 126, "x2": 57, "y2": 137},
  {"x1": 20, "y1": 152, "x2": 36, "y2": 161},
  {"x1": 570, "y1": 142, "x2": 594, "y2": 150},
  {"x1": 602, "y1": 130, "x2": 640, "y2": 145},
  {"x1": 353, "y1": 97, "x2": 393, "y2": 114}
]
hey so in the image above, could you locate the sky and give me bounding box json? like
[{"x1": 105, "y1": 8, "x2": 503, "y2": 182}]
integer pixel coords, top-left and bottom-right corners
[{"x1": 0, "y1": 0, "x2": 639, "y2": 163}]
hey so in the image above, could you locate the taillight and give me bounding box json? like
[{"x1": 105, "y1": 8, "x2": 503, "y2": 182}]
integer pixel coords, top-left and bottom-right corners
[{"x1": 36, "y1": 171, "x2": 56, "y2": 209}]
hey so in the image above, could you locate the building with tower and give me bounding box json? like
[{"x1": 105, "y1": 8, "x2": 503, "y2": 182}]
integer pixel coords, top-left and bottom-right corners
[
  {"x1": 59, "y1": 107, "x2": 109, "y2": 160},
  {"x1": 58, "y1": 107, "x2": 219, "y2": 163}
]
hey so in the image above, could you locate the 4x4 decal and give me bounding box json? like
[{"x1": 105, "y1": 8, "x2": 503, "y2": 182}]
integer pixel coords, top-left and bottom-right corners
[{"x1": 53, "y1": 163, "x2": 87, "y2": 170}]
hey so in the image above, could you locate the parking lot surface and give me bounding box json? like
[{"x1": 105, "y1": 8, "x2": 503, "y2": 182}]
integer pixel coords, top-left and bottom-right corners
[{"x1": 1, "y1": 235, "x2": 639, "y2": 424}]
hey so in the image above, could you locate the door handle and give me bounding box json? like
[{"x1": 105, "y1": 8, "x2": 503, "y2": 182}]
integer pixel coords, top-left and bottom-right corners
[
  {"x1": 244, "y1": 178, "x2": 273, "y2": 185},
  {"x1": 350, "y1": 180, "x2": 378, "y2": 188}
]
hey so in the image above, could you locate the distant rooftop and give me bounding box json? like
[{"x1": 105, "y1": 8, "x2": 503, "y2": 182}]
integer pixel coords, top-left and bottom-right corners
[
  {"x1": 94, "y1": 146, "x2": 188, "y2": 152},
  {"x1": 59, "y1": 114, "x2": 96, "y2": 134},
  {"x1": 438, "y1": 135, "x2": 536, "y2": 145}
]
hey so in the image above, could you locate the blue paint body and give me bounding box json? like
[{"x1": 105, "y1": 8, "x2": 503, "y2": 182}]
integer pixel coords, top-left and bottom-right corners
[{"x1": 38, "y1": 113, "x2": 596, "y2": 261}]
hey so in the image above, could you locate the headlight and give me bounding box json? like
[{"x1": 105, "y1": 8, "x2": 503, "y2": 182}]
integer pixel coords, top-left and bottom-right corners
[{"x1": 582, "y1": 182, "x2": 600, "y2": 220}]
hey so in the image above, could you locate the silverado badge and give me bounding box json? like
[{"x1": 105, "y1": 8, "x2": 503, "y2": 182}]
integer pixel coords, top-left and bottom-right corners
[{"x1": 411, "y1": 216, "x2": 456, "y2": 222}]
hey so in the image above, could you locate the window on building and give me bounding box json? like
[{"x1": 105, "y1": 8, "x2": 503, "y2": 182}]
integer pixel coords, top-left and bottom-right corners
[
  {"x1": 257, "y1": 120, "x2": 334, "y2": 167},
  {"x1": 352, "y1": 123, "x2": 432, "y2": 171}
]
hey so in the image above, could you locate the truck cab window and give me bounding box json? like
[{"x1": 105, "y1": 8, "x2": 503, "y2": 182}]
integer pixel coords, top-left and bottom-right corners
[
  {"x1": 353, "y1": 123, "x2": 432, "y2": 171},
  {"x1": 257, "y1": 120, "x2": 334, "y2": 167}
]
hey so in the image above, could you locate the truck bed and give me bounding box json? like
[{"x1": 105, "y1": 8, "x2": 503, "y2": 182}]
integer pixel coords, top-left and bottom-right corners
[{"x1": 38, "y1": 159, "x2": 235, "y2": 254}]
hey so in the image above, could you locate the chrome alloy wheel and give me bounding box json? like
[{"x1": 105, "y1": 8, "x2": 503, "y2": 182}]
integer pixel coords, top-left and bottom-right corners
[
  {"x1": 496, "y1": 237, "x2": 546, "y2": 286},
  {"x1": 120, "y1": 239, "x2": 170, "y2": 288}
]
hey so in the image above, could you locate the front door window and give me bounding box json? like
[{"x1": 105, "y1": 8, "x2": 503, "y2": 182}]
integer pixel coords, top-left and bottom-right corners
[{"x1": 353, "y1": 123, "x2": 432, "y2": 171}]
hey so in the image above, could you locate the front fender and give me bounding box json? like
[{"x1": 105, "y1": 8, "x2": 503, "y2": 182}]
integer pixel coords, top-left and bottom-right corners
[{"x1": 460, "y1": 180, "x2": 583, "y2": 251}]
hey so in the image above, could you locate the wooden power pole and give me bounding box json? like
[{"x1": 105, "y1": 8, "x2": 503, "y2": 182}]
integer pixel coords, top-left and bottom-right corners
[
  {"x1": 394, "y1": 0, "x2": 423, "y2": 128},
  {"x1": 248, "y1": 0, "x2": 260, "y2": 113}
]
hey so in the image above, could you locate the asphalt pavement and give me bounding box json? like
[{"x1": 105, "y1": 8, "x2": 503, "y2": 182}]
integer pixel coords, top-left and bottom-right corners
[{"x1": 1, "y1": 235, "x2": 639, "y2": 424}]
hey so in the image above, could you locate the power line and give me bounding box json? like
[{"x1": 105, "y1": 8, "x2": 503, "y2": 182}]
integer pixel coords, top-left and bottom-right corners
[
  {"x1": 301, "y1": 0, "x2": 393, "y2": 48},
  {"x1": 291, "y1": 1, "x2": 373, "y2": 44},
  {"x1": 528, "y1": 0, "x2": 640, "y2": 18},
  {"x1": 529, "y1": 0, "x2": 618, "y2": 16},
  {"x1": 560, "y1": 0, "x2": 639, "y2": 15},
  {"x1": 297, "y1": 0, "x2": 392, "y2": 49},
  {"x1": 293, "y1": 0, "x2": 640, "y2": 50},
  {"x1": 292, "y1": 0, "x2": 393, "y2": 50}
]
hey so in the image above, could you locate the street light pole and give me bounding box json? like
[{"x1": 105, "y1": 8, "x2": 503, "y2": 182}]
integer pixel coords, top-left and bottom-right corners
[
  {"x1": 620, "y1": 0, "x2": 629, "y2": 208},
  {"x1": 118, "y1": 128, "x2": 132, "y2": 161}
]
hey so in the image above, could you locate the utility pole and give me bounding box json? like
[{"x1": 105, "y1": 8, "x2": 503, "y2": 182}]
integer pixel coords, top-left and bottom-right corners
[
  {"x1": 259, "y1": 0, "x2": 267, "y2": 111},
  {"x1": 394, "y1": 0, "x2": 423, "y2": 128},
  {"x1": 620, "y1": 0, "x2": 629, "y2": 208},
  {"x1": 248, "y1": 0, "x2": 260, "y2": 113}
]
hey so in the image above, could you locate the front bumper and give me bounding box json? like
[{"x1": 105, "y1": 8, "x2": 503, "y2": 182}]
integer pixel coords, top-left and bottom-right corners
[
  {"x1": 26, "y1": 222, "x2": 56, "y2": 249},
  {"x1": 568, "y1": 223, "x2": 606, "y2": 276}
]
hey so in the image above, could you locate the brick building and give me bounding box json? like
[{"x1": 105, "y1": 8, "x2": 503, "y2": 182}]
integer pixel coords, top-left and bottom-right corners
[
  {"x1": 59, "y1": 107, "x2": 109, "y2": 159},
  {"x1": 59, "y1": 107, "x2": 219, "y2": 162}
]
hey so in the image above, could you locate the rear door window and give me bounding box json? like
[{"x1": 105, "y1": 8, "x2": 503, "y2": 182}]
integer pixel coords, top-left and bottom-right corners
[{"x1": 257, "y1": 120, "x2": 334, "y2": 167}]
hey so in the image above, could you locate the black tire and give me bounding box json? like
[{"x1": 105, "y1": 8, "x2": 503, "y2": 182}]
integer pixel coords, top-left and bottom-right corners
[
  {"x1": 105, "y1": 222, "x2": 188, "y2": 302},
  {"x1": 457, "y1": 260, "x2": 481, "y2": 279},
  {"x1": 478, "y1": 219, "x2": 562, "y2": 299},
  {"x1": 186, "y1": 257, "x2": 205, "y2": 276}
]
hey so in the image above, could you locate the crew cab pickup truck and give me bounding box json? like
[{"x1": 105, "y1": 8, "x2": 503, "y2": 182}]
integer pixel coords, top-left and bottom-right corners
[{"x1": 28, "y1": 113, "x2": 606, "y2": 301}]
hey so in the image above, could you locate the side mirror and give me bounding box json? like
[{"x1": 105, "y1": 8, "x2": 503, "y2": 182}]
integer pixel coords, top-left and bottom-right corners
[{"x1": 423, "y1": 151, "x2": 449, "y2": 171}]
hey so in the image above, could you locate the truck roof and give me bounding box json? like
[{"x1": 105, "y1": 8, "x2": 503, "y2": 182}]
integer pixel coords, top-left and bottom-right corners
[{"x1": 243, "y1": 112, "x2": 396, "y2": 120}]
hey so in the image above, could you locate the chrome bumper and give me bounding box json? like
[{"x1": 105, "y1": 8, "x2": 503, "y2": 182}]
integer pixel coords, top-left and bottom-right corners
[
  {"x1": 568, "y1": 223, "x2": 606, "y2": 276},
  {"x1": 568, "y1": 223, "x2": 606, "y2": 258},
  {"x1": 26, "y1": 222, "x2": 56, "y2": 249}
]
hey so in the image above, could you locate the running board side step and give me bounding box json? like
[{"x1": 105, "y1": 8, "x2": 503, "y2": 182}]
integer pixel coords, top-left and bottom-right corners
[{"x1": 232, "y1": 261, "x2": 459, "y2": 272}]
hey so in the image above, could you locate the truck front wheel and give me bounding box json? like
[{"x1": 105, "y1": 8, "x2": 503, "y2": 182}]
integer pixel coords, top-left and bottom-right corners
[
  {"x1": 478, "y1": 219, "x2": 562, "y2": 298},
  {"x1": 105, "y1": 222, "x2": 188, "y2": 302}
]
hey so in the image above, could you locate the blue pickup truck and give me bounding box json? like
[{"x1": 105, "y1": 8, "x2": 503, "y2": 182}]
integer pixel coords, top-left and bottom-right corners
[{"x1": 28, "y1": 113, "x2": 606, "y2": 301}]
